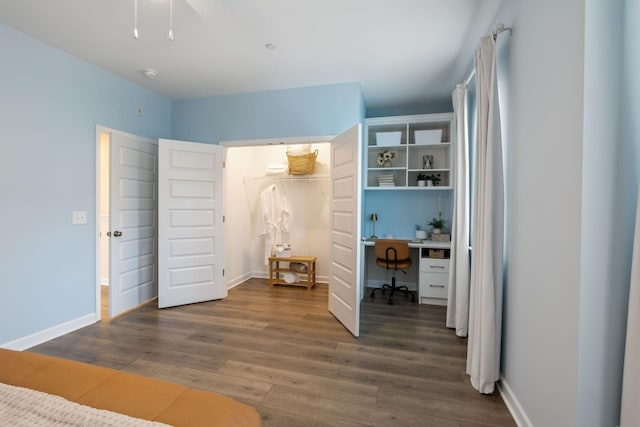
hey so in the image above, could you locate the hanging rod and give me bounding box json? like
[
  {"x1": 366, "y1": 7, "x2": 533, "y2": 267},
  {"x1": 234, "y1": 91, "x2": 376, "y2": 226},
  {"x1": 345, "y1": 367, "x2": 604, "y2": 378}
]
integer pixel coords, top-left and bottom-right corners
[
  {"x1": 246, "y1": 175, "x2": 331, "y2": 182},
  {"x1": 463, "y1": 22, "x2": 512, "y2": 87}
]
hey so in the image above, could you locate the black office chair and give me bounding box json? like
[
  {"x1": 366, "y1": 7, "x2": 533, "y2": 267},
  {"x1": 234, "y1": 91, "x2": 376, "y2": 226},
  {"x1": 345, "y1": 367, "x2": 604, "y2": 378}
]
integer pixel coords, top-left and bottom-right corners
[{"x1": 370, "y1": 239, "x2": 416, "y2": 304}]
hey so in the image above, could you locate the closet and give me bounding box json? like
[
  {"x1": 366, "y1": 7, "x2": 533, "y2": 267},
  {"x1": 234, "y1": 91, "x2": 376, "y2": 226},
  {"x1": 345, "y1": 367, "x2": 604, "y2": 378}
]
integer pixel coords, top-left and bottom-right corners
[
  {"x1": 157, "y1": 125, "x2": 361, "y2": 336},
  {"x1": 223, "y1": 141, "x2": 332, "y2": 289}
]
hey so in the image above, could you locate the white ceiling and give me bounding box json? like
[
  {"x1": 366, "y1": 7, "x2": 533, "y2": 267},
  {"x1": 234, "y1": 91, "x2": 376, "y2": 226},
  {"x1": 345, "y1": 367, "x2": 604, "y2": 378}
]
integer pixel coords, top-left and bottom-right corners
[{"x1": 0, "y1": 0, "x2": 502, "y2": 112}]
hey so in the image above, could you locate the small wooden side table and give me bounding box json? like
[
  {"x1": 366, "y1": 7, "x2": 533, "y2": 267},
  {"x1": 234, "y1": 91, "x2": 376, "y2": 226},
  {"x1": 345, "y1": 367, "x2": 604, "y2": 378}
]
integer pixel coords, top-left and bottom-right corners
[{"x1": 268, "y1": 255, "x2": 317, "y2": 290}]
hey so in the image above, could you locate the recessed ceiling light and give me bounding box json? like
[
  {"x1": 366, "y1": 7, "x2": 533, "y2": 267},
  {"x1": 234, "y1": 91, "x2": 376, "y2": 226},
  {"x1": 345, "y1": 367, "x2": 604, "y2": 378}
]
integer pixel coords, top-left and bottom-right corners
[
  {"x1": 142, "y1": 68, "x2": 157, "y2": 79},
  {"x1": 265, "y1": 43, "x2": 276, "y2": 50}
]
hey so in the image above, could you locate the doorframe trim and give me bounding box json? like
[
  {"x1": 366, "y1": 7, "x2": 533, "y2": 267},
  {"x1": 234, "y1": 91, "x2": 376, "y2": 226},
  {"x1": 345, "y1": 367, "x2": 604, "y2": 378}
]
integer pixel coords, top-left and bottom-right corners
[{"x1": 220, "y1": 135, "x2": 334, "y2": 148}]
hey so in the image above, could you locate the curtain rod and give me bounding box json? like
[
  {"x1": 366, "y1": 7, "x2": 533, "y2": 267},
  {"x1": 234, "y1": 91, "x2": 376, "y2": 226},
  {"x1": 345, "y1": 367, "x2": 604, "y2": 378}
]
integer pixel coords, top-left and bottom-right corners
[
  {"x1": 492, "y1": 23, "x2": 512, "y2": 39},
  {"x1": 463, "y1": 23, "x2": 512, "y2": 87},
  {"x1": 464, "y1": 69, "x2": 475, "y2": 87}
]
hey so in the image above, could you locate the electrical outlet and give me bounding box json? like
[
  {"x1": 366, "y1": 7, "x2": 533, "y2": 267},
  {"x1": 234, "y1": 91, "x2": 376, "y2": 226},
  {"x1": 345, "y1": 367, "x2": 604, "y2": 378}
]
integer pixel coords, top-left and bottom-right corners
[{"x1": 72, "y1": 210, "x2": 87, "y2": 225}]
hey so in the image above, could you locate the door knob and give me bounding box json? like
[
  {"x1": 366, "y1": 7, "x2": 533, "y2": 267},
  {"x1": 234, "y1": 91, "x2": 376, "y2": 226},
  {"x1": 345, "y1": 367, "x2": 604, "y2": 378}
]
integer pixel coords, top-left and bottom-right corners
[
  {"x1": 113, "y1": 231, "x2": 123, "y2": 237},
  {"x1": 106, "y1": 231, "x2": 111, "y2": 237}
]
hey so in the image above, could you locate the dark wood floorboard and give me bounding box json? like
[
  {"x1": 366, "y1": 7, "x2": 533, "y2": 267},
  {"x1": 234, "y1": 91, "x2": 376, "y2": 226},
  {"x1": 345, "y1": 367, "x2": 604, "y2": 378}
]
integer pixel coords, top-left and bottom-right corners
[{"x1": 30, "y1": 279, "x2": 515, "y2": 427}]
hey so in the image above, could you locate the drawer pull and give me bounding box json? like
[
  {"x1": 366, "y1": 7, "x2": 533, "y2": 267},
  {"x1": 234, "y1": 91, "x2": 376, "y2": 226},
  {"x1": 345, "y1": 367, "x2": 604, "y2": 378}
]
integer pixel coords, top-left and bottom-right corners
[
  {"x1": 429, "y1": 265, "x2": 445, "y2": 269},
  {"x1": 429, "y1": 284, "x2": 445, "y2": 288}
]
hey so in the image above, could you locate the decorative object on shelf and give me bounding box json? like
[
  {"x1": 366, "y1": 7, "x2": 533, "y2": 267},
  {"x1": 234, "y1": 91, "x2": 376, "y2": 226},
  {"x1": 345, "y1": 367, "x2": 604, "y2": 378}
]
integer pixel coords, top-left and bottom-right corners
[
  {"x1": 427, "y1": 216, "x2": 447, "y2": 236},
  {"x1": 415, "y1": 129, "x2": 443, "y2": 145},
  {"x1": 369, "y1": 213, "x2": 378, "y2": 238},
  {"x1": 282, "y1": 272, "x2": 300, "y2": 283},
  {"x1": 422, "y1": 155, "x2": 434, "y2": 169},
  {"x1": 415, "y1": 224, "x2": 428, "y2": 240},
  {"x1": 376, "y1": 131, "x2": 401, "y2": 146},
  {"x1": 273, "y1": 243, "x2": 292, "y2": 257},
  {"x1": 428, "y1": 248, "x2": 446, "y2": 258},
  {"x1": 286, "y1": 148, "x2": 318, "y2": 175},
  {"x1": 289, "y1": 262, "x2": 308, "y2": 273},
  {"x1": 431, "y1": 233, "x2": 451, "y2": 242},
  {"x1": 377, "y1": 150, "x2": 396, "y2": 167},
  {"x1": 378, "y1": 173, "x2": 395, "y2": 187},
  {"x1": 417, "y1": 173, "x2": 427, "y2": 187},
  {"x1": 426, "y1": 173, "x2": 441, "y2": 186}
]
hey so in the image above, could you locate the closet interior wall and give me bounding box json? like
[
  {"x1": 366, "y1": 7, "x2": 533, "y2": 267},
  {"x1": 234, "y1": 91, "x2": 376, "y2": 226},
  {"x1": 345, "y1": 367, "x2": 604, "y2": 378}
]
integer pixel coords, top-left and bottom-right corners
[{"x1": 224, "y1": 143, "x2": 331, "y2": 288}]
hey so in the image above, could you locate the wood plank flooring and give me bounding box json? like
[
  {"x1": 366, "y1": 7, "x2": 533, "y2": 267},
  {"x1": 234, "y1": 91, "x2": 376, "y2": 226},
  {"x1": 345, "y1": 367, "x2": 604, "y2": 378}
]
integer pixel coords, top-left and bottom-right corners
[{"x1": 30, "y1": 279, "x2": 515, "y2": 427}]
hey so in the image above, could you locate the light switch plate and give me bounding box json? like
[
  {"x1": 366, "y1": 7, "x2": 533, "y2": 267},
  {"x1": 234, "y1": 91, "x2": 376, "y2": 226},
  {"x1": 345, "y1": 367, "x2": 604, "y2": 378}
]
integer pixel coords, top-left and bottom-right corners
[{"x1": 72, "y1": 210, "x2": 87, "y2": 224}]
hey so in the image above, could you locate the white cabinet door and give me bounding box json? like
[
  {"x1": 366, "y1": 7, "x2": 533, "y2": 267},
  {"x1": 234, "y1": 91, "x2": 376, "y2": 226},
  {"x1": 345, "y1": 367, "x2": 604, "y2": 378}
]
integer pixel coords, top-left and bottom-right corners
[
  {"x1": 328, "y1": 124, "x2": 362, "y2": 337},
  {"x1": 158, "y1": 139, "x2": 225, "y2": 308}
]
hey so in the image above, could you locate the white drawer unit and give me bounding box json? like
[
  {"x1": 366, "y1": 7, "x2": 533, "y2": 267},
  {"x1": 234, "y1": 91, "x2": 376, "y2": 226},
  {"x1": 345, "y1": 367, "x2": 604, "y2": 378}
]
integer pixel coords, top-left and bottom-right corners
[
  {"x1": 419, "y1": 254, "x2": 450, "y2": 305},
  {"x1": 420, "y1": 272, "x2": 449, "y2": 300},
  {"x1": 420, "y1": 257, "x2": 449, "y2": 273}
]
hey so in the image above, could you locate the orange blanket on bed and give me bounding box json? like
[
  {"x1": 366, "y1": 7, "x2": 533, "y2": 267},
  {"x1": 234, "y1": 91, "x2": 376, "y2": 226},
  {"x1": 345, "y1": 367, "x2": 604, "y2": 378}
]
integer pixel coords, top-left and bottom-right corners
[{"x1": 0, "y1": 349, "x2": 261, "y2": 427}]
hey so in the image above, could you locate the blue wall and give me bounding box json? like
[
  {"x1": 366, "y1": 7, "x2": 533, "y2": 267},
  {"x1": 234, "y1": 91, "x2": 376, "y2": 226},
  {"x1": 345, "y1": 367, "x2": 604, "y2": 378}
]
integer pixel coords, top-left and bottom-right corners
[
  {"x1": 0, "y1": 23, "x2": 171, "y2": 346},
  {"x1": 363, "y1": 191, "x2": 452, "y2": 240},
  {"x1": 172, "y1": 82, "x2": 364, "y2": 143}
]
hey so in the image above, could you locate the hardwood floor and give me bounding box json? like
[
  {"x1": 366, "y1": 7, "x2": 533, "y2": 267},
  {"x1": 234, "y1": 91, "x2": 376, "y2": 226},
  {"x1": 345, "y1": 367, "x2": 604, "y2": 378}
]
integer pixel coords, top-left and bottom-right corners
[
  {"x1": 101, "y1": 284, "x2": 108, "y2": 319},
  {"x1": 30, "y1": 279, "x2": 515, "y2": 427}
]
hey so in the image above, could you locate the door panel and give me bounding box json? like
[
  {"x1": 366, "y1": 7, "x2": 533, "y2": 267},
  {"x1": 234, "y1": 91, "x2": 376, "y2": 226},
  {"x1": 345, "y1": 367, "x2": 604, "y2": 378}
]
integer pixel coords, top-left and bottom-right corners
[
  {"x1": 329, "y1": 124, "x2": 362, "y2": 337},
  {"x1": 109, "y1": 132, "x2": 158, "y2": 317},
  {"x1": 158, "y1": 139, "x2": 225, "y2": 308}
]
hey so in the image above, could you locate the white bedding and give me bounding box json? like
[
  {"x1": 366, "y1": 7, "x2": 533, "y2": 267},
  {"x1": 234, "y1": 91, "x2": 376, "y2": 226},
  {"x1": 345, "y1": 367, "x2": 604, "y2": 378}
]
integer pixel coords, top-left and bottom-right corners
[{"x1": 0, "y1": 382, "x2": 171, "y2": 427}]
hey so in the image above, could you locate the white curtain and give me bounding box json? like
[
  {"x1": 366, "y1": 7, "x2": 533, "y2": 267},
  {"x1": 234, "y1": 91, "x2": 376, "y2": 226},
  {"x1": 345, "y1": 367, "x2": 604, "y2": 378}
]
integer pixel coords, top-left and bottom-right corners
[
  {"x1": 446, "y1": 83, "x2": 470, "y2": 337},
  {"x1": 620, "y1": 187, "x2": 640, "y2": 426},
  {"x1": 466, "y1": 35, "x2": 505, "y2": 394}
]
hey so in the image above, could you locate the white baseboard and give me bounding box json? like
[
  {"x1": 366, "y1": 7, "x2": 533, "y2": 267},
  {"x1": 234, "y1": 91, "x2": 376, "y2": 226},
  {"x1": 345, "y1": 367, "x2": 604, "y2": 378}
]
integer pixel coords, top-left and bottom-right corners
[
  {"x1": 498, "y1": 376, "x2": 534, "y2": 427},
  {"x1": 227, "y1": 271, "x2": 254, "y2": 289},
  {"x1": 252, "y1": 271, "x2": 269, "y2": 280},
  {"x1": 1, "y1": 313, "x2": 97, "y2": 351}
]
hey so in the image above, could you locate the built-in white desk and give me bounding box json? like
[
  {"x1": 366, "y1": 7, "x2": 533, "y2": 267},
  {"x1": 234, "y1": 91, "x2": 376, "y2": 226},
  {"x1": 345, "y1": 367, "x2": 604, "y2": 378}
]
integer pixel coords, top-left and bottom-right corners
[{"x1": 361, "y1": 239, "x2": 452, "y2": 306}]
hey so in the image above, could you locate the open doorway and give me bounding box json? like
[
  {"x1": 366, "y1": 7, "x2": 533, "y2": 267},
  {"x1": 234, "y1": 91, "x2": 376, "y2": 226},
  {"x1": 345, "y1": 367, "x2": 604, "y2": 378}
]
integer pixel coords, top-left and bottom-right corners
[
  {"x1": 221, "y1": 138, "x2": 332, "y2": 290},
  {"x1": 97, "y1": 130, "x2": 110, "y2": 320}
]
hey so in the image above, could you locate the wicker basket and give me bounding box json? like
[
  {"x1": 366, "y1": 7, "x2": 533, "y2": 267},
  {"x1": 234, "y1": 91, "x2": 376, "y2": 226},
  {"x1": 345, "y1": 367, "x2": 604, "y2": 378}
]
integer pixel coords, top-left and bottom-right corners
[
  {"x1": 287, "y1": 149, "x2": 318, "y2": 175},
  {"x1": 431, "y1": 233, "x2": 451, "y2": 242}
]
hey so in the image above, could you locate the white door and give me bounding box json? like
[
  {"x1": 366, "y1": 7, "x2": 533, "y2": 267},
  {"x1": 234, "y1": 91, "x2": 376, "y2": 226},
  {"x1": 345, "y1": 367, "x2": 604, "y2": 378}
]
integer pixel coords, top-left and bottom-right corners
[
  {"x1": 158, "y1": 139, "x2": 225, "y2": 308},
  {"x1": 329, "y1": 124, "x2": 362, "y2": 337},
  {"x1": 109, "y1": 131, "x2": 158, "y2": 317}
]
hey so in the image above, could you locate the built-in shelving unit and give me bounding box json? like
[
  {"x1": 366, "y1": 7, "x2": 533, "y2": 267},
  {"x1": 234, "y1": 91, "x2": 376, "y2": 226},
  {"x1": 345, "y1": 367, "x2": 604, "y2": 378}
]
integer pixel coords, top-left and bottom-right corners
[{"x1": 364, "y1": 113, "x2": 454, "y2": 190}]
